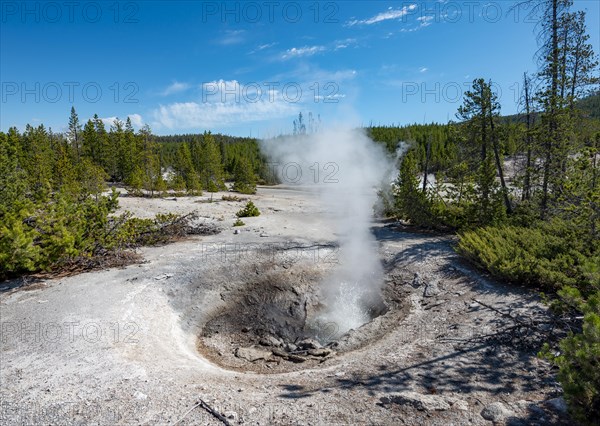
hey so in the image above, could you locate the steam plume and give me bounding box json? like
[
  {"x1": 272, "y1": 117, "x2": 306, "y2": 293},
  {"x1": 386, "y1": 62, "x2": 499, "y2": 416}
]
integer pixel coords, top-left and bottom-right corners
[{"x1": 260, "y1": 126, "x2": 394, "y2": 338}]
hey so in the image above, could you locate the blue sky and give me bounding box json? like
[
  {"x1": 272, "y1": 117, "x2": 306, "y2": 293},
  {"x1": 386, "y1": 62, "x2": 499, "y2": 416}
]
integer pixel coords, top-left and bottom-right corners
[{"x1": 1, "y1": 1, "x2": 598, "y2": 136}]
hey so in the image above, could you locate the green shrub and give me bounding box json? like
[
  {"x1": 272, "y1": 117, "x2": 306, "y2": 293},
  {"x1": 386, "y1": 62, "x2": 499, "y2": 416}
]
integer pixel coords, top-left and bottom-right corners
[
  {"x1": 222, "y1": 194, "x2": 244, "y2": 202},
  {"x1": 540, "y1": 289, "x2": 600, "y2": 425},
  {"x1": 236, "y1": 201, "x2": 260, "y2": 218},
  {"x1": 456, "y1": 225, "x2": 592, "y2": 290},
  {"x1": 0, "y1": 189, "x2": 197, "y2": 278},
  {"x1": 233, "y1": 218, "x2": 245, "y2": 227}
]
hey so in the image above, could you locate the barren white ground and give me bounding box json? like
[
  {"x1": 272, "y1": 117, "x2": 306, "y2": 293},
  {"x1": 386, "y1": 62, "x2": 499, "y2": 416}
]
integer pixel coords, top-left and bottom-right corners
[{"x1": 1, "y1": 186, "x2": 568, "y2": 425}]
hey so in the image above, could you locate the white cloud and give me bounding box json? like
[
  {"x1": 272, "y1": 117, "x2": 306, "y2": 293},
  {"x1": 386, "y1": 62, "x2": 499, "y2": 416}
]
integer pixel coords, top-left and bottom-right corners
[
  {"x1": 128, "y1": 113, "x2": 144, "y2": 127},
  {"x1": 161, "y1": 81, "x2": 191, "y2": 96},
  {"x1": 100, "y1": 114, "x2": 144, "y2": 129},
  {"x1": 281, "y1": 45, "x2": 326, "y2": 60},
  {"x1": 314, "y1": 93, "x2": 346, "y2": 101},
  {"x1": 248, "y1": 42, "x2": 278, "y2": 54},
  {"x1": 151, "y1": 80, "x2": 308, "y2": 130},
  {"x1": 417, "y1": 15, "x2": 434, "y2": 27},
  {"x1": 257, "y1": 42, "x2": 277, "y2": 50},
  {"x1": 217, "y1": 30, "x2": 246, "y2": 46},
  {"x1": 419, "y1": 67, "x2": 428, "y2": 73},
  {"x1": 333, "y1": 38, "x2": 358, "y2": 50},
  {"x1": 151, "y1": 100, "x2": 297, "y2": 130},
  {"x1": 201, "y1": 79, "x2": 265, "y2": 101},
  {"x1": 347, "y1": 4, "x2": 417, "y2": 26}
]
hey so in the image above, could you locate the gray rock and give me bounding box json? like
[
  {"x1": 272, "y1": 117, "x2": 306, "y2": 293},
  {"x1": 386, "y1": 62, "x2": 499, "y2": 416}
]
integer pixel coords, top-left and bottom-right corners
[
  {"x1": 259, "y1": 335, "x2": 283, "y2": 347},
  {"x1": 546, "y1": 397, "x2": 568, "y2": 413},
  {"x1": 153, "y1": 273, "x2": 173, "y2": 281},
  {"x1": 134, "y1": 391, "x2": 148, "y2": 400},
  {"x1": 260, "y1": 232, "x2": 269, "y2": 237},
  {"x1": 423, "y1": 280, "x2": 441, "y2": 297},
  {"x1": 271, "y1": 348, "x2": 288, "y2": 358},
  {"x1": 446, "y1": 397, "x2": 469, "y2": 411},
  {"x1": 297, "y1": 339, "x2": 322, "y2": 350},
  {"x1": 234, "y1": 346, "x2": 272, "y2": 362},
  {"x1": 383, "y1": 391, "x2": 451, "y2": 411},
  {"x1": 308, "y1": 348, "x2": 333, "y2": 357},
  {"x1": 481, "y1": 402, "x2": 513, "y2": 422},
  {"x1": 287, "y1": 354, "x2": 307, "y2": 363},
  {"x1": 224, "y1": 411, "x2": 237, "y2": 420},
  {"x1": 233, "y1": 229, "x2": 240, "y2": 235},
  {"x1": 412, "y1": 273, "x2": 425, "y2": 288},
  {"x1": 285, "y1": 343, "x2": 297, "y2": 352}
]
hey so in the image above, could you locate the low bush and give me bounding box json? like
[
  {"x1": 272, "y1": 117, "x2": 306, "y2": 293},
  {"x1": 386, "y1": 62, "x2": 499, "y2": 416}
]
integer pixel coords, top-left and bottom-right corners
[
  {"x1": 456, "y1": 224, "x2": 594, "y2": 291},
  {"x1": 540, "y1": 288, "x2": 600, "y2": 425},
  {"x1": 236, "y1": 201, "x2": 260, "y2": 218}
]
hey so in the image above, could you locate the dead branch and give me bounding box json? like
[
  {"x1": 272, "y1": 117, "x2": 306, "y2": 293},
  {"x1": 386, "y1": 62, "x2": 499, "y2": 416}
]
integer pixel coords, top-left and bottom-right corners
[{"x1": 171, "y1": 398, "x2": 232, "y2": 426}]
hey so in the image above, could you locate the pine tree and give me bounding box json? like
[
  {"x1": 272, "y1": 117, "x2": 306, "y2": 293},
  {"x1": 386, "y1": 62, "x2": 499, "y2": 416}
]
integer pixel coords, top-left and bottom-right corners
[
  {"x1": 93, "y1": 114, "x2": 110, "y2": 172},
  {"x1": 535, "y1": 0, "x2": 574, "y2": 217},
  {"x1": 81, "y1": 119, "x2": 100, "y2": 163},
  {"x1": 107, "y1": 119, "x2": 124, "y2": 180},
  {"x1": 199, "y1": 131, "x2": 226, "y2": 192},
  {"x1": 472, "y1": 155, "x2": 506, "y2": 226},
  {"x1": 0, "y1": 129, "x2": 28, "y2": 214},
  {"x1": 121, "y1": 117, "x2": 137, "y2": 181},
  {"x1": 457, "y1": 79, "x2": 511, "y2": 218},
  {"x1": 393, "y1": 150, "x2": 436, "y2": 227},
  {"x1": 232, "y1": 156, "x2": 257, "y2": 194},
  {"x1": 68, "y1": 106, "x2": 82, "y2": 160},
  {"x1": 173, "y1": 142, "x2": 201, "y2": 194}
]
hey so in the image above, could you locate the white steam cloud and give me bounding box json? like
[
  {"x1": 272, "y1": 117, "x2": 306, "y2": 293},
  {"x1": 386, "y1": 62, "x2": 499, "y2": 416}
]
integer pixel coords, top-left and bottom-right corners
[{"x1": 260, "y1": 127, "x2": 394, "y2": 338}]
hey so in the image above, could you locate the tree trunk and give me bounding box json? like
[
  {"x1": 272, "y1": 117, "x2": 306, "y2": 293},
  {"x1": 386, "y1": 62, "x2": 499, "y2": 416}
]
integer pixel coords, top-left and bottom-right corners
[
  {"x1": 422, "y1": 138, "x2": 431, "y2": 193},
  {"x1": 569, "y1": 39, "x2": 582, "y2": 111},
  {"x1": 523, "y1": 72, "x2": 533, "y2": 201},
  {"x1": 541, "y1": 0, "x2": 560, "y2": 220},
  {"x1": 489, "y1": 115, "x2": 512, "y2": 214}
]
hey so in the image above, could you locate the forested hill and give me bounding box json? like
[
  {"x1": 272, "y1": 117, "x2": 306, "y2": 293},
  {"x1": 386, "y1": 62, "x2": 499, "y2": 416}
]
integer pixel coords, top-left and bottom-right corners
[
  {"x1": 501, "y1": 90, "x2": 600, "y2": 123},
  {"x1": 153, "y1": 133, "x2": 256, "y2": 145},
  {"x1": 576, "y1": 91, "x2": 600, "y2": 119}
]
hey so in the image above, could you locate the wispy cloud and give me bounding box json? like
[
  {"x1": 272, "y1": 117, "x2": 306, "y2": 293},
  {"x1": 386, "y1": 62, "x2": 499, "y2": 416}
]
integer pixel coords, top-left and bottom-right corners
[
  {"x1": 257, "y1": 42, "x2": 277, "y2": 51},
  {"x1": 279, "y1": 38, "x2": 358, "y2": 61},
  {"x1": 248, "y1": 42, "x2": 278, "y2": 55},
  {"x1": 419, "y1": 67, "x2": 428, "y2": 73},
  {"x1": 346, "y1": 4, "x2": 417, "y2": 26},
  {"x1": 161, "y1": 81, "x2": 191, "y2": 96},
  {"x1": 151, "y1": 100, "x2": 296, "y2": 130},
  {"x1": 417, "y1": 15, "x2": 434, "y2": 27},
  {"x1": 281, "y1": 45, "x2": 326, "y2": 60},
  {"x1": 334, "y1": 38, "x2": 358, "y2": 50},
  {"x1": 216, "y1": 30, "x2": 246, "y2": 46},
  {"x1": 100, "y1": 114, "x2": 144, "y2": 129},
  {"x1": 151, "y1": 80, "x2": 301, "y2": 130}
]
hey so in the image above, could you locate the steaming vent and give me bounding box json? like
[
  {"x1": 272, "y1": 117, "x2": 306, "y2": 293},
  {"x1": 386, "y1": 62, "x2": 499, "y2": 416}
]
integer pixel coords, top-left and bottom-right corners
[{"x1": 196, "y1": 127, "x2": 404, "y2": 373}]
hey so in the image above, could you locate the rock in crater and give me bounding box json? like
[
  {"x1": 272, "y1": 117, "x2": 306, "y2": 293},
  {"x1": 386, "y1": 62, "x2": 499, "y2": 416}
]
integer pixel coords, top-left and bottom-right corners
[{"x1": 234, "y1": 346, "x2": 272, "y2": 362}]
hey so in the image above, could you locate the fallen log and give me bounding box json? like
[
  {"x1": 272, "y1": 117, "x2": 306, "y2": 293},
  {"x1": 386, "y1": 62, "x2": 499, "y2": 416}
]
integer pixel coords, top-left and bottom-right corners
[{"x1": 171, "y1": 398, "x2": 232, "y2": 426}]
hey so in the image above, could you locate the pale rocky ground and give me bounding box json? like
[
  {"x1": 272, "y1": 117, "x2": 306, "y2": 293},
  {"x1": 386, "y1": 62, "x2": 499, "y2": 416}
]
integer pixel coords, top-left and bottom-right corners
[{"x1": 0, "y1": 185, "x2": 569, "y2": 425}]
